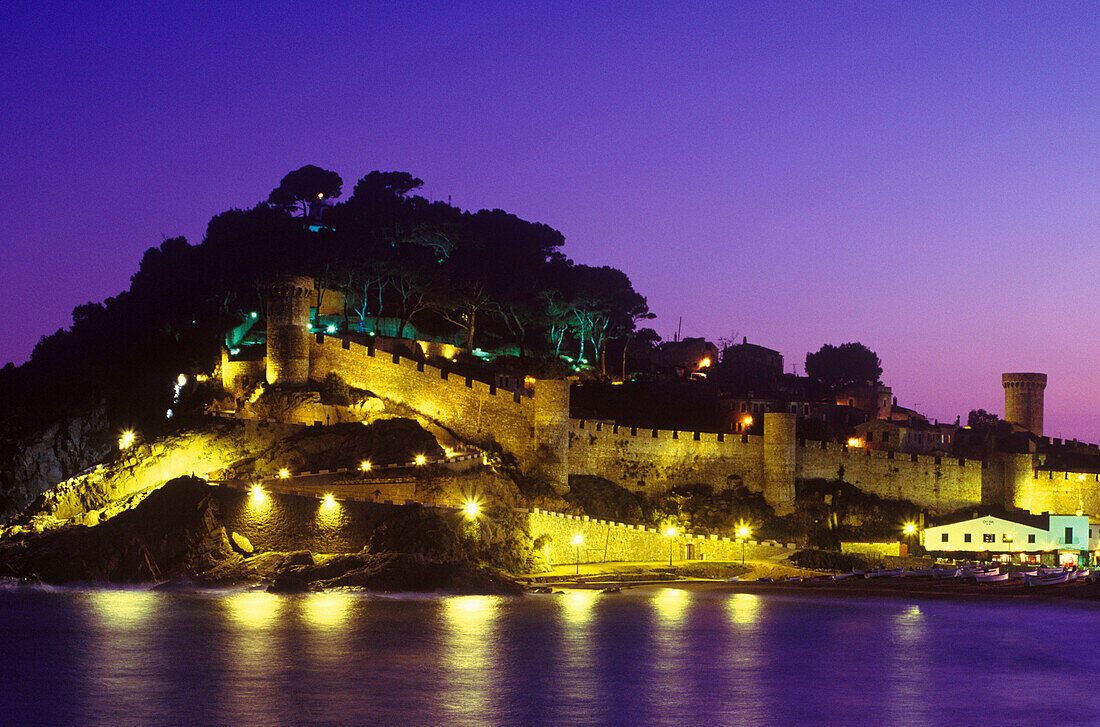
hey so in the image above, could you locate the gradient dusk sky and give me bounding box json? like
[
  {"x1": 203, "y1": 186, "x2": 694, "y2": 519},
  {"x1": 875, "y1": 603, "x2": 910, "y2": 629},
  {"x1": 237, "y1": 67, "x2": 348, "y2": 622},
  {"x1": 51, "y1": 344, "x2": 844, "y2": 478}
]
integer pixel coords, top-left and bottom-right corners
[{"x1": 3, "y1": 2, "x2": 1100, "y2": 438}]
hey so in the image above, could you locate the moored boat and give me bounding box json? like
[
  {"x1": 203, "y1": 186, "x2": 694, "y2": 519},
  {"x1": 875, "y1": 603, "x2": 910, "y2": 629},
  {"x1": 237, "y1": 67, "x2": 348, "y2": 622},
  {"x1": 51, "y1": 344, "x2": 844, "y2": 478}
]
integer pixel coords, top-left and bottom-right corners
[
  {"x1": 974, "y1": 571, "x2": 1009, "y2": 583},
  {"x1": 1026, "y1": 572, "x2": 1069, "y2": 586}
]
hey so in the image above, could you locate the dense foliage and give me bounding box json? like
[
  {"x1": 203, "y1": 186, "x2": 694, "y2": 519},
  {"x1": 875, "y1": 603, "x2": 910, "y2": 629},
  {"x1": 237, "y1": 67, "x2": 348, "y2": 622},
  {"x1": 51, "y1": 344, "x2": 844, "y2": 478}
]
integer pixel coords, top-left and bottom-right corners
[
  {"x1": 805, "y1": 342, "x2": 882, "y2": 390},
  {"x1": 0, "y1": 166, "x2": 649, "y2": 437}
]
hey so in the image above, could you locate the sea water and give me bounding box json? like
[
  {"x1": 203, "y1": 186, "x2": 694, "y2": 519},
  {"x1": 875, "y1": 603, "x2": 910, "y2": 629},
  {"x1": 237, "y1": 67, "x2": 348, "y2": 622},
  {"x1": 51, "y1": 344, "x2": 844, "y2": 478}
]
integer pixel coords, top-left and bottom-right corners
[{"x1": 1, "y1": 584, "x2": 1097, "y2": 726}]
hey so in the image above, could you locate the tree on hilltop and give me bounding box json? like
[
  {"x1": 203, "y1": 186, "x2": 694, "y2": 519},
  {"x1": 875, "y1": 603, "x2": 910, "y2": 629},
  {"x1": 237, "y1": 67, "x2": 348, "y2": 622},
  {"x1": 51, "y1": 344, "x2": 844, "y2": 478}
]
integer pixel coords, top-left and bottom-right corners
[
  {"x1": 805, "y1": 343, "x2": 882, "y2": 390},
  {"x1": 267, "y1": 165, "x2": 343, "y2": 217}
]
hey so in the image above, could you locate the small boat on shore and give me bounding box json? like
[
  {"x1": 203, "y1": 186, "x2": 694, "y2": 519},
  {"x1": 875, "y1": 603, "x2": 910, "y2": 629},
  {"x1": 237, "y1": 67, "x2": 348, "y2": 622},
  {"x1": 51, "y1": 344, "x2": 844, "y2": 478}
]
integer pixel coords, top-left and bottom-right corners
[
  {"x1": 1027, "y1": 572, "x2": 1070, "y2": 587},
  {"x1": 933, "y1": 568, "x2": 961, "y2": 579},
  {"x1": 975, "y1": 571, "x2": 1009, "y2": 583}
]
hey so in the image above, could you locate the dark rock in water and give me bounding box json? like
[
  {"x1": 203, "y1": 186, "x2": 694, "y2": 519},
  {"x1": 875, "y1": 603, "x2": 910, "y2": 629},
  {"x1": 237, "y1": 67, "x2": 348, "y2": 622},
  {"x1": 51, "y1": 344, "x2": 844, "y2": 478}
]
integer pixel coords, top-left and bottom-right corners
[
  {"x1": 268, "y1": 574, "x2": 311, "y2": 593},
  {"x1": 284, "y1": 550, "x2": 314, "y2": 567},
  {"x1": 0, "y1": 476, "x2": 525, "y2": 595},
  {"x1": 0, "y1": 476, "x2": 240, "y2": 584},
  {"x1": 313, "y1": 552, "x2": 525, "y2": 595}
]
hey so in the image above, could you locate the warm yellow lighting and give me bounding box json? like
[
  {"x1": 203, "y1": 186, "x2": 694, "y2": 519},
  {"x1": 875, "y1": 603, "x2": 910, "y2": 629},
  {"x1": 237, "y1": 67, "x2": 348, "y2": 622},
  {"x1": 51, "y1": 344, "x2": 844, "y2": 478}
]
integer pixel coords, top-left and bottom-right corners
[
  {"x1": 195, "y1": 373, "x2": 209, "y2": 382},
  {"x1": 664, "y1": 526, "x2": 677, "y2": 538},
  {"x1": 742, "y1": 415, "x2": 753, "y2": 427},
  {"x1": 444, "y1": 447, "x2": 456, "y2": 458},
  {"x1": 903, "y1": 523, "x2": 917, "y2": 535},
  {"x1": 462, "y1": 499, "x2": 480, "y2": 519},
  {"x1": 303, "y1": 592, "x2": 352, "y2": 627},
  {"x1": 415, "y1": 454, "x2": 427, "y2": 466},
  {"x1": 737, "y1": 526, "x2": 750, "y2": 539},
  {"x1": 226, "y1": 591, "x2": 283, "y2": 628},
  {"x1": 571, "y1": 534, "x2": 583, "y2": 546},
  {"x1": 848, "y1": 437, "x2": 862, "y2": 448},
  {"x1": 360, "y1": 460, "x2": 372, "y2": 472},
  {"x1": 118, "y1": 430, "x2": 135, "y2": 450},
  {"x1": 176, "y1": 373, "x2": 187, "y2": 387},
  {"x1": 699, "y1": 357, "x2": 711, "y2": 368},
  {"x1": 1077, "y1": 509, "x2": 1084, "y2": 516},
  {"x1": 321, "y1": 493, "x2": 337, "y2": 508},
  {"x1": 278, "y1": 468, "x2": 290, "y2": 479},
  {"x1": 249, "y1": 484, "x2": 266, "y2": 499},
  {"x1": 317, "y1": 192, "x2": 324, "y2": 199}
]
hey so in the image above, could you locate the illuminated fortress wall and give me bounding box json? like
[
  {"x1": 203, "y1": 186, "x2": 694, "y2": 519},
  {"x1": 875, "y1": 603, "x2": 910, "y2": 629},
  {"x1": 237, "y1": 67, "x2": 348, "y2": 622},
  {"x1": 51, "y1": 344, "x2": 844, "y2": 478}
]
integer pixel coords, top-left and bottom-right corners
[
  {"x1": 566, "y1": 419, "x2": 768, "y2": 497},
  {"x1": 243, "y1": 311, "x2": 1089, "y2": 516},
  {"x1": 306, "y1": 334, "x2": 571, "y2": 490},
  {"x1": 526, "y1": 508, "x2": 796, "y2": 565},
  {"x1": 566, "y1": 416, "x2": 1037, "y2": 515}
]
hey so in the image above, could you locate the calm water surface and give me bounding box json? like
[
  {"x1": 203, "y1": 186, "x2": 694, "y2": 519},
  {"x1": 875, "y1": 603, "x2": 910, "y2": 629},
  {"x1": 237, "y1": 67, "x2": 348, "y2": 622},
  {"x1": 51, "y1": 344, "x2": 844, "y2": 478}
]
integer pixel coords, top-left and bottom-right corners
[{"x1": 1, "y1": 584, "x2": 1096, "y2": 726}]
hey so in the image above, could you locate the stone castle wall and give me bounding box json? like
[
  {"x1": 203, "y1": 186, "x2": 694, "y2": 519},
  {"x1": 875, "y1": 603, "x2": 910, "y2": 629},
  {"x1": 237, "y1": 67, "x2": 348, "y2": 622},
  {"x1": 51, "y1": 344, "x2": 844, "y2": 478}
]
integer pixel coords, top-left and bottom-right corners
[
  {"x1": 307, "y1": 334, "x2": 571, "y2": 488},
  {"x1": 526, "y1": 508, "x2": 795, "y2": 566},
  {"x1": 1016, "y1": 469, "x2": 1100, "y2": 515},
  {"x1": 567, "y1": 419, "x2": 767, "y2": 492},
  {"x1": 796, "y1": 443, "x2": 986, "y2": 513},
  {"x1": 235, "y1": 305, "x2": 1090, "y2": 517}
]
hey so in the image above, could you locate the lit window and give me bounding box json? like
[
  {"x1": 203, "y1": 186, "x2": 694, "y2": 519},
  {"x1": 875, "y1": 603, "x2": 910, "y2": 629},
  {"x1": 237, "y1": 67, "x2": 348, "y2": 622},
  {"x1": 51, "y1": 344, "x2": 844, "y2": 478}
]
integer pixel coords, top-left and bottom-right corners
[
  {"x1": 1002, "y1": 533, "x2": 1013, "y2": 543},
  {"x1": 983, "y1": 533, "x2": 995, "y2": 543}
]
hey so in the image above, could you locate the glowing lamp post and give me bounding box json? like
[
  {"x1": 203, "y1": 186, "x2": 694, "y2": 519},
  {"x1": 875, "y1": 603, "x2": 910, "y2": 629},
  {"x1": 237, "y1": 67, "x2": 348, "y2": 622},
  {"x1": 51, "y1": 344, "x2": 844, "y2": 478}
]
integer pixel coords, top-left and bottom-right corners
[
  {"x1": 572, "y1": 534, "x2": 584, "y2": 574},
  {"x1": 737, "y1": 526, "x2": 751, "y2": 565},
  {"x1": 664, "y1": 526, "x2": 677, "y2": 567},
  {"x1": 462, "y1": 499, "x2": 480, "y2": 520},
  {"x1": 414, "y1": 454, "x2": 427, "y2": 466},
  {"x1": 118, "y1": 430, "x2": 136, "y2": 450},
  {"x1": 360, "y1": 460, "x2": 372, "y2": 473},
  {"x1": 903, "y1": 522, "x2": 917, "y2": 556}
]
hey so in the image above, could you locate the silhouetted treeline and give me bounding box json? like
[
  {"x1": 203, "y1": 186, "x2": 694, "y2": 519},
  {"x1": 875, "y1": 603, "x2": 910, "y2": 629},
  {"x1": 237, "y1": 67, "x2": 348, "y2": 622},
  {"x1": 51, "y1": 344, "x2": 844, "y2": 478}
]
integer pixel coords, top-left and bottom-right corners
[{"x1": 0, "y1": 166, "x2": 649, "y2": 436}]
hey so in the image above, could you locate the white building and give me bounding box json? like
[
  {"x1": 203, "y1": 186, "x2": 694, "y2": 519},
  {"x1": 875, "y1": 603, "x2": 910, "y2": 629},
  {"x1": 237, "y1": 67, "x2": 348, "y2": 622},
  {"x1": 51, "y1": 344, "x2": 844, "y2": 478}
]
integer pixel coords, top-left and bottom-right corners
[{"x1": 922, "y1": 513, "x2": 1092, "y2": 567}]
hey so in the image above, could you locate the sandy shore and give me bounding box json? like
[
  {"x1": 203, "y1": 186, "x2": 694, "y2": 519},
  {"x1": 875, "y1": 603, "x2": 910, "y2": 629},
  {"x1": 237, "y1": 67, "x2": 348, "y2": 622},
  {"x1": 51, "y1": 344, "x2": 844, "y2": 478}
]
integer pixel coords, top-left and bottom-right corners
[{"x1": 526, "y1": 561, "x2": 1100, "y2": 602}]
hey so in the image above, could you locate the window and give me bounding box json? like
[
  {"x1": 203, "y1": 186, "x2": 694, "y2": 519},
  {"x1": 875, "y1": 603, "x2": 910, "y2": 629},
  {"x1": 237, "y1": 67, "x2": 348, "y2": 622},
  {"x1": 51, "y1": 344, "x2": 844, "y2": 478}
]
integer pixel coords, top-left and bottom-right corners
[
  {"x1": 867, "y1": 432, "x2": 874, "y2": 443},
  {"x1": 983, "y1": 533, "x2": 995, "y2": 543},
  {"x1": 1066, "y1": 527, "x2": 1074, "y2": 544},
  {"x1": 941, "y1": 533, "x2": 948, "y2": 543},
  {"x1": 1028, "y1": 534, "x2": 1036, "y2": 544},
  {"x1": 964, "y1": 533, "x2": 972, "y2": 543},
  {"x1": 1002, "y1": 533, "x2": 1013, "y2": 543}
]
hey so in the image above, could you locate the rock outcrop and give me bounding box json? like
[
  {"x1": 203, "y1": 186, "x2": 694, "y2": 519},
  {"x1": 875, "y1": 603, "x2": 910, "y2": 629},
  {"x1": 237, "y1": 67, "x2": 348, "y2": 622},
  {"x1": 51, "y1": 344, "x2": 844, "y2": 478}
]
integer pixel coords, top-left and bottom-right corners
[{"x1": 0, "y1": 476, "x2": 524, "y2": 595}]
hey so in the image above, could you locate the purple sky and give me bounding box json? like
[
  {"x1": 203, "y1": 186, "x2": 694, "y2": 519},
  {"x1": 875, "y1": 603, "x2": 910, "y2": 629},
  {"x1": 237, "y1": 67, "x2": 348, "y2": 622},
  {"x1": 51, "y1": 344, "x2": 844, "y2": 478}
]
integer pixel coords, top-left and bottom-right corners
[{"x1": 3, "y1": 2, "x2": 1100, "y2": 439}]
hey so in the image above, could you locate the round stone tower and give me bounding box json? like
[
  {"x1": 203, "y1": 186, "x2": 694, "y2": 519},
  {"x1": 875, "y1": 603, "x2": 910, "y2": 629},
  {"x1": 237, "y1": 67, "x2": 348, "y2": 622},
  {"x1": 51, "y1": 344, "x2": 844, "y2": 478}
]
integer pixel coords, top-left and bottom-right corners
[
  {"x1": 1002, "y1": 372, "x2": 1046, "y2": 437},
  {"x1": 265, "y1": 275, "x2": 315, "y2": 386}
]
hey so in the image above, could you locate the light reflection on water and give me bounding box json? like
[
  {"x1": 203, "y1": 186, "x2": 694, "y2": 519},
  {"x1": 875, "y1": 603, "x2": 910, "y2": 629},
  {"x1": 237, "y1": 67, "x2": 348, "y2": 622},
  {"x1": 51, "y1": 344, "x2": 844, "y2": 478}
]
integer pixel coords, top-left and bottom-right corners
[{"x1": 3, "y1": 586, "x2": 1100, "y2": 726}]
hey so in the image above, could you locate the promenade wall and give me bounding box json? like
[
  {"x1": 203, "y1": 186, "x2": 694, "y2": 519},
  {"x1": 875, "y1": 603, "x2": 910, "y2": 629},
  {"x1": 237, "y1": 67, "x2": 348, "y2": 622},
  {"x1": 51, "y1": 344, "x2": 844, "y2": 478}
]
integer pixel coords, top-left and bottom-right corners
[{"x1": 526, "y1": 508, "x2": 796, "y2": 566}]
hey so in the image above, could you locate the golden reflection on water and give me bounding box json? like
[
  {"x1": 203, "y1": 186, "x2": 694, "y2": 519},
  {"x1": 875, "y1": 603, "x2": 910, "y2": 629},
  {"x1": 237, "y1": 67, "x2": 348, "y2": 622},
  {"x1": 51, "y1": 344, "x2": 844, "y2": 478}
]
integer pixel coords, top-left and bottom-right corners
[
  {"x1": 888, "y1": 603, "x2": 927, "y2": 715},
  {"x1": 561, "y1": 589, "x2": 598, "y2": 626},
  {"x1": 302, "y1": 591, "x2": 353, "y2": 628},
  {"x1": 440, "y1": 596, "x2": 500, "y2": 722},
  {"x1": 225, "y1": 590, "x2": 284, "y2": 628},
  {"x1": 727, "y1": 592, "x2": 762, "y2": 625},
  {"x1": 653, "y1": 587, "x2": 690, "y2": 623},
  {"x1": 88, "y1": 589, "x2": 156, "y2": 628}
]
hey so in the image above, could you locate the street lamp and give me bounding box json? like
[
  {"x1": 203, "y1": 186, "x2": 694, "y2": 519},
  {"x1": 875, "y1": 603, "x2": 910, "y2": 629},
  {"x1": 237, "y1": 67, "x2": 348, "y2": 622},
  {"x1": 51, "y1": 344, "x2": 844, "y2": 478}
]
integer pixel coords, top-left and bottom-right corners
[
  {"x1": 664, "y1": 526, "x2": 677, "y2": 567},
  {"x1": 903, "y1": 522, "x2": 917, "y2": 556},
  {"x1": 572, "y1": 534, "x2": 584, "y2": 574},
  {"x1": 737, "y1": 526, "x2": 751, "y2": 565}
]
